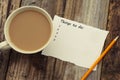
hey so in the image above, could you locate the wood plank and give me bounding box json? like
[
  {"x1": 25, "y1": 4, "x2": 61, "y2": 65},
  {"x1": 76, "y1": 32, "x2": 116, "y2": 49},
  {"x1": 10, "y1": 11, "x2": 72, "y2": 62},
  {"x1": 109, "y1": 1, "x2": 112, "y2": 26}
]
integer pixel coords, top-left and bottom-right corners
[
  {"x1": 0, "y1": 0, "x2": 11, "y2": 80},
  {"x1": 5, "y1": 0, "x2": 110, "y2": 80},
  {"x1": 101, "y1": 0, "x2": 120, "y2": 80}
]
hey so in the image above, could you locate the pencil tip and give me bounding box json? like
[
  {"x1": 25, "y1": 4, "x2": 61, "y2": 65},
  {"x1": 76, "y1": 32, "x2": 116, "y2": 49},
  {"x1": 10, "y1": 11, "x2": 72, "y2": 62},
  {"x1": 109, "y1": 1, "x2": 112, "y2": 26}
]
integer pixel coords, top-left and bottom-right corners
[{"x1": 115, "y1": 36, "x2": 119, "y2": 41}]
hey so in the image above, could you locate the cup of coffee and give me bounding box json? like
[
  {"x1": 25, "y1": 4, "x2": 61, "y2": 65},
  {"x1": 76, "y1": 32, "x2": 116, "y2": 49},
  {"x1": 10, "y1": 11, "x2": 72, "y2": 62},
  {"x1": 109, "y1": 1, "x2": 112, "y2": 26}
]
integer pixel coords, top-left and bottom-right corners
[{"x1": 0, "y1": 6, "x2": 53, "y2": 54}]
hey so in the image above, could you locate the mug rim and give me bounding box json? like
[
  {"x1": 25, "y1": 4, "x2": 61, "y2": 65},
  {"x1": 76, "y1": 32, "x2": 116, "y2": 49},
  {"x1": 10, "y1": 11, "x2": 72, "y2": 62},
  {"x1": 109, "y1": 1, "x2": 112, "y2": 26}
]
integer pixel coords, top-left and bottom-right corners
[{"x1": 4, "y1": 6, "x2": 53, "y2": 54}]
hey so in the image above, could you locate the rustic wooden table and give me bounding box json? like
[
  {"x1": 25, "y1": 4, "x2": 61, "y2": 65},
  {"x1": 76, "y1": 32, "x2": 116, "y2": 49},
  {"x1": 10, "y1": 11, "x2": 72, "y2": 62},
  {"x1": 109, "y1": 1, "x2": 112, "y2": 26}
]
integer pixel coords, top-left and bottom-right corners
[{"x1": 0, "y1": 0, "x2": 120, "y2": 80}]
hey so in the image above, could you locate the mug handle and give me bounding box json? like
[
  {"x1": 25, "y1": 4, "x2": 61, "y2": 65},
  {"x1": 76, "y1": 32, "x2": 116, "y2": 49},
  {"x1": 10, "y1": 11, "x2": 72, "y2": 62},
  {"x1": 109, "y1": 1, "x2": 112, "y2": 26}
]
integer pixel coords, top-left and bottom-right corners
[{"x1": 0, "y1": 41, "x2": 10, "y2": 50}]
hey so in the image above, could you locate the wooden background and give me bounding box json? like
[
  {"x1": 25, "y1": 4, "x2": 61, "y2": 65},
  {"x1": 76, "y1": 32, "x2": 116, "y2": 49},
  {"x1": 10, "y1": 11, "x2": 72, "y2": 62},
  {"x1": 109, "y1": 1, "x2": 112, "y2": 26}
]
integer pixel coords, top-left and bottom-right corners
[{"x1": 0, "y1": 0, "x2": 120, "y2": 80}]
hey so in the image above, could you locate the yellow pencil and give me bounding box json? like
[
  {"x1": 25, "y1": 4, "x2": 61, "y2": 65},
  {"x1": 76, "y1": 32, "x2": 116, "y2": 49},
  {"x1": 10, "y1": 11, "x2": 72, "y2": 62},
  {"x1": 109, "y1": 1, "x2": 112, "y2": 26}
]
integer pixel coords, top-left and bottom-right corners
[{"x1": 81, "y1": 36, "x2": 119, "y2": 80}]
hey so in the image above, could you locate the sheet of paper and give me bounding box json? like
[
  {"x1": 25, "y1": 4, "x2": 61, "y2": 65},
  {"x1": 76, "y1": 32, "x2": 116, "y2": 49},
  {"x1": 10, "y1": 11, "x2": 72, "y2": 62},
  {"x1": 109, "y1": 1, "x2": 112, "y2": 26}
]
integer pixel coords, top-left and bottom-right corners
[{"x1": 42, "y1": 15, "x2": 109, "y2": 70}]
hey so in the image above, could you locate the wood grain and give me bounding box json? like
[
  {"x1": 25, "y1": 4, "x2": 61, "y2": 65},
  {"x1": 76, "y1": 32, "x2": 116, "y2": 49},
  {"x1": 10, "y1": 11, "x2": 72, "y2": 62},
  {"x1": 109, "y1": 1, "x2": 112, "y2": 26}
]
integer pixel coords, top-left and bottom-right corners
[
  {"x1": 101, "y1": 0, "x2": 120, "y2": 80},
  {"x1": 0, "y1": 0, "x2": 112, "y2": 80},
  {"x1": 0, "y1": 0, "x2": 11, "y2": 80}
]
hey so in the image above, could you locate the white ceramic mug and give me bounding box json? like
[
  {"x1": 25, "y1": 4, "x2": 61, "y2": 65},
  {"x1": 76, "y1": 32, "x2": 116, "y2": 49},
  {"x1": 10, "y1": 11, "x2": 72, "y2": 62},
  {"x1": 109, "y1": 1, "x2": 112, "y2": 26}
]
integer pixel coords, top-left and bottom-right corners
[{"x1": 0, "y1": 6, "x2": 53, "y2": 54}]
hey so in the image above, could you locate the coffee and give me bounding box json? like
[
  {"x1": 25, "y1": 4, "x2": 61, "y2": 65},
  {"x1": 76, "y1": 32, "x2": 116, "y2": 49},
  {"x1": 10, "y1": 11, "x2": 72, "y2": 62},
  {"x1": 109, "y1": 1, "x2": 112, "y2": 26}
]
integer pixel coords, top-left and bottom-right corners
[{"x1": 9, "y1": 10, "x2": 51, "y2": 51}]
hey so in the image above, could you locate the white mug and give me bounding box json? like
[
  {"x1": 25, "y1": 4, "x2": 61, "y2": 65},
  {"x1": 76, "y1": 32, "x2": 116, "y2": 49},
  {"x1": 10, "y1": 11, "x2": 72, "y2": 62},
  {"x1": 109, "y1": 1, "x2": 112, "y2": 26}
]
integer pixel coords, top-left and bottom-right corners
[{"x1": 0, "y1": 6, "x2": 53, "y2": 54}]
